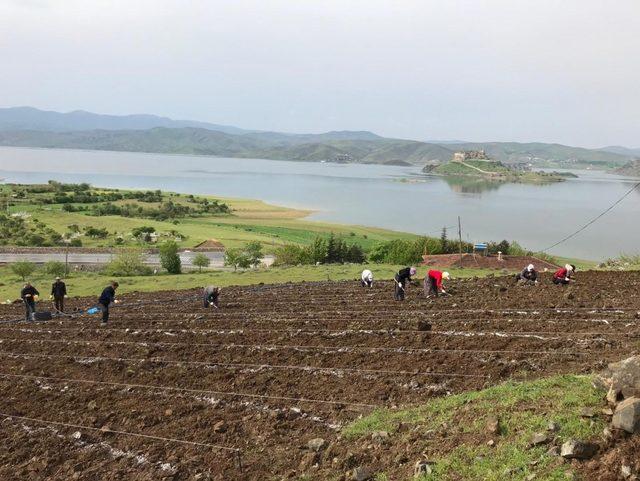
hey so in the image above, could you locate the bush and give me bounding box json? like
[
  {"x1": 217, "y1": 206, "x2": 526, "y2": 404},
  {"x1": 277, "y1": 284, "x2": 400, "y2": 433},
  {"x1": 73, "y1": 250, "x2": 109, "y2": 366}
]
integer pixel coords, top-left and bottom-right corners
[
  {"x1": 44, "y1": 261, "x2": 67, "y2": 277},
  {"x1": 273, "y1": 244, "x2": 308, "y2": 266},
  {"x1": 192, "y1": 253, "x2": 211, "y2": 272},
  {"x1": 11, "y1": 261, "x2": 37, "y2": 281},
  {"x1": 159, "y1": 240, "x2": 181, "y2": 274},
  {"x1": 69, "y1": 238, "x2": 83, "y2": 247},
  {"x1": 103, "y1": 249, "x2": 152, "y2": 276},
  {"x1": 245, "y1": 241, "x2": 264, "y2": 267},
  {"x1": 274, "y1": 235, "x2": 366, "y2": 266}
]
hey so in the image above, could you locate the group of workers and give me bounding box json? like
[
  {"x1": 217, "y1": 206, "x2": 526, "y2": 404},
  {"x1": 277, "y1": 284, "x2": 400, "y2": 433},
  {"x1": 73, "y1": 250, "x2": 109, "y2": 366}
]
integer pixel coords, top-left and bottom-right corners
[
  {"x1": 19, "y1": 278, "x2": 119, "y2": 325},
  {"x1": 16, "y1": 262, "x2": 577, "y2": 323},
  {"x1": 359, "y1": 262, "x2": 577, "y2": 300},
  {"x1": 361, "y1": 266, "x2": 451, "y2": 299}
]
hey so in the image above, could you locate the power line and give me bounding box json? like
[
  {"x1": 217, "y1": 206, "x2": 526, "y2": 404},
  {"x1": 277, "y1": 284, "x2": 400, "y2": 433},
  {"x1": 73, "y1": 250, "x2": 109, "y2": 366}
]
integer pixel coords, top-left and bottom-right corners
[{"x1": 542, "y1": 180, "x2": 640, "y2": 252}]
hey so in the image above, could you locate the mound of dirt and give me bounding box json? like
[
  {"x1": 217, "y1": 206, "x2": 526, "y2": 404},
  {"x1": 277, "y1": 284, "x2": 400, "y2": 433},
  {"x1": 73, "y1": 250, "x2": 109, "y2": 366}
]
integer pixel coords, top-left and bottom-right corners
[
  {"x1": 422, "y1": 253, "x2": 560, "y2": 271},
  {"x1": 192, "y1": 238, "x2": 225, "y2": 251}
]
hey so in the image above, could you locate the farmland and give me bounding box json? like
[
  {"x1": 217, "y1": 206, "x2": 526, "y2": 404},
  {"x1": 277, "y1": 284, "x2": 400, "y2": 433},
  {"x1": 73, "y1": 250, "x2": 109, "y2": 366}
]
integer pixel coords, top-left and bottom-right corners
[{"x1": 0, "y1": 271, "x2": 639, "y2": 479}]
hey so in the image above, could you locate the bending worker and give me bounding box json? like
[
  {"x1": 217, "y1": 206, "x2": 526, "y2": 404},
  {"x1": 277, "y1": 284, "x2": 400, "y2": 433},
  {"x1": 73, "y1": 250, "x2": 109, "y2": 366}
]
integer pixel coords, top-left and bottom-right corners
[
  {"x1": 21, "y1": 282, "x2": 39, "y2": 322},
  {"x1": 553, "y1": 264, "x2": 576, "y2": 285},
  {"x1": 425, "y1": 269, "x2": 450, "y2": 297},
  {"x1": 515, "y1": 264, "x2": 538, "y2": 284},
  {"x1": 361, "y1": 269, "x2": 374, "y2": 288},
  {"x1": 98, "y1": 281, "x2": 119, "y2": 325},
  {"x1": 50, "y1": 276, "x2": 67, "y2": 313},
  {"x1": 394, "y1": 266, "x2": 416, "y2": 301},
  {"x1": 203, "y1": 285, "x2": 221, "y2": 308}
]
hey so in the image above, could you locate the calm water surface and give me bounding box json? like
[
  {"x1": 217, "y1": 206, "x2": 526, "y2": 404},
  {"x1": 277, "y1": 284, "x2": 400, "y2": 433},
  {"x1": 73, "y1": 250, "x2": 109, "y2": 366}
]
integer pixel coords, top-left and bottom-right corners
[{"x1": 1, "y1": 147, "x2": 639, "y2": 260}]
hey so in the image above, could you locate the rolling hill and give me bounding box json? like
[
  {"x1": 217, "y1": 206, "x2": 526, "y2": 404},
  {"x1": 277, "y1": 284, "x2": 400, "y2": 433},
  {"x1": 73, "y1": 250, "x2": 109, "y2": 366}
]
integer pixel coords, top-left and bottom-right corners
[{"x1": 0, "y1": 107, "x2": 634, "y2": 167}]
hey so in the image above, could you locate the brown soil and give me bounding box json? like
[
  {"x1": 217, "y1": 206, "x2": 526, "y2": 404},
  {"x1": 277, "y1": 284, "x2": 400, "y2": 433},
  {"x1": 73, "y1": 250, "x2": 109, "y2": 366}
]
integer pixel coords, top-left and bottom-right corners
[
  {"x1": 0, "y1": 271, "x2": 638, "y2": 480},
  {"x1": 422, "y1": 253, "x2": 560, "y2": 270},
  {"x1": 192, "y1": 239, "x2": 225, "y2": 252}
]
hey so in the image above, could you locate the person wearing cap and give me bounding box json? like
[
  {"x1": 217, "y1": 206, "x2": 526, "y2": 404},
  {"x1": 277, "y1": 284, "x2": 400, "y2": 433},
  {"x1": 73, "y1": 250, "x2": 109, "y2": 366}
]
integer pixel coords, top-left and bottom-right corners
[
  {"x1": 394, "y1": 266, "x2": 416, "y2": 301},
  {"x1": 515, "y1": 264, "x2": 538, "y2": 285},
  {"x1": 50, "y1": 276, "x2": 67, "y2": 313},
  {"x1": 553, "y1": 264, "x2": 576, "y2": 285},
  {"x1": 425, "y1": 269, "x2": 450, "y2": 297},
  {"x1": 20, "y1": 282, "x2": 39, "y2": 321},
  {"x1": 361, "y1": 269, "x2": 374, "y2": 288},
  {"x1": 98, "y1": 281, "x2": 119, "y2": 325},
  {"x1": 203, "y1": 285, "x2": 221, "y2": 308}
]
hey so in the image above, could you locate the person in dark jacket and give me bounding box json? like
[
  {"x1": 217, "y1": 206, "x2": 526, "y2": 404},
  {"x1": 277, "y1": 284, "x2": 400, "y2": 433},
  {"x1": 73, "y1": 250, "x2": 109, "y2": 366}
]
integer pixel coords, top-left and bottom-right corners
[
  {"x1": 425, "y1": 270, "x2": 450, "y2": 297},
  {"x1": 21, "y1": 282, "x2": 39, "y2": 321},
  {"x1": 394, "y1": 267, "x2": 416, "y2": 301},
  {"x1": 553, "y1": 264, "x2": 575, "y2": 285},
  {"x1": 515, "y1": 264, "x2": 538, "y2": 285},
  {"x1": 203, "y1": 285, "x2": 221, "y2": 308},
  {"x1": 98, "y1": 281, "x2": 119, "y2": 325},
  {"x1": 50, "y1": 277, "x2": 67, "y2": 313}
]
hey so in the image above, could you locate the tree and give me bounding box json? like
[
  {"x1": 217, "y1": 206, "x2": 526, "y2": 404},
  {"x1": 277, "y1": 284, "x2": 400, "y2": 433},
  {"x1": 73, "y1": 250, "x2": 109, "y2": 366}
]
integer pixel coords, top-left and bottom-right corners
[
  {"x1": 104, "y1": 249, "x2": 152, "y2": 276},
  {"x1": 11, "y1": 261, "x2": 36, "y2": 281},
  {"x1": 192, "y1": 253, "x2": 211, "y2": 272},
  {"x1": 245, "y1": 241, "x2": 264, "y2": 267},
  {"x1": 159, "y1": 240, "x2": 182, "y2": 274},
  {"x1": 224, "y1": 248, "x2": 251, "y2": 271},
  {"x1": 440, "y1": 227, "x2": 449, "y2": 253},
  {"x1": 306, "y1": 237, "x2": 327, "y2": 264},
  {"x1": 44, "y1": 261, "x2": 66, "y2": 277}
]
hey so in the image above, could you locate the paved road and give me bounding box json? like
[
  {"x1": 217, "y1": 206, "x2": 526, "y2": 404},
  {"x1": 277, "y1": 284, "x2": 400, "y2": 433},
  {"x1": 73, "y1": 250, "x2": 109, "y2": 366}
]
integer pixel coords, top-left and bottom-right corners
[{"x1": 0, "y1": 252, "x2": 274, "y2": 268}]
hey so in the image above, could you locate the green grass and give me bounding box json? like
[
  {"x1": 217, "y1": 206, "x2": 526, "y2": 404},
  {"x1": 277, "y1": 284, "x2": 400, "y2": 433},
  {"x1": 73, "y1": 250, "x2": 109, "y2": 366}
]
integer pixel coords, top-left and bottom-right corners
[
  {"x1": 343, "y1": 375, "x2": 606, "y2": 481},
  {"x1": 0, "y1": 264, "x2": 499, "y2": 300},
  {"x1": 3, "y1": 185, "x2": 417, "y2": 252}
]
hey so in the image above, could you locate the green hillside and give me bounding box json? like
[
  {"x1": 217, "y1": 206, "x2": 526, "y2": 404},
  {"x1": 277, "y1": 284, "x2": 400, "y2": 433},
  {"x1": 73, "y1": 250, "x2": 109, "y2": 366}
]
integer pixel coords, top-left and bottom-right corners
[{"x1": 0, "y1": 128, "x2": 632, "y2": 167}]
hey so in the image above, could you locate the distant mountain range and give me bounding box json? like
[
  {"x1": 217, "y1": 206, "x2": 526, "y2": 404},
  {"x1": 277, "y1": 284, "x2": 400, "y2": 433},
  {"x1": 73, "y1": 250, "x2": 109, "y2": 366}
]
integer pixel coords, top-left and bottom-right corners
[{"x1": 0, "y1": 106, "x2": 635, "y2": 167}]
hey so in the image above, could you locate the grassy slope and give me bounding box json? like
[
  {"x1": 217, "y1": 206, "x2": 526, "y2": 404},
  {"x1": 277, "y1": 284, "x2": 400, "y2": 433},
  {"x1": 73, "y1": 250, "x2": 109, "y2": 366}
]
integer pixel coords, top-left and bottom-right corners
[
  {"x1": 344, "y1": 375, "x2": 606, "y2": 481},
  {"x1": 0, "y1": 264, "x2": 498, "y2": 300},
  {"x1": 4, "y1": 188, "x2": 417, "y2": 252}
]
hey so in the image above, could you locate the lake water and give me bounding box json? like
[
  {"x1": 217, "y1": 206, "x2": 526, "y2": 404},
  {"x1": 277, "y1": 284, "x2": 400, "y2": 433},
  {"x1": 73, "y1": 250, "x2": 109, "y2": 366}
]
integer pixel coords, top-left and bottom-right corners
[{"x1": 1, "y1": 147, "x2": 639, "y2": 260}]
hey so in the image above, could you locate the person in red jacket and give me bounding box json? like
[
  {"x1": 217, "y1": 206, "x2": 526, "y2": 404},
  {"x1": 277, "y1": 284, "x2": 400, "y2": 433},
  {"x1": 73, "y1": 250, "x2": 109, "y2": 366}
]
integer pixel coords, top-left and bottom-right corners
[
  {"x1": 553, "y1": 264, "x2": 576, "y2": 285},
  {"x1": 425, "y1": 270, "x2": 450, "y2": 297}
]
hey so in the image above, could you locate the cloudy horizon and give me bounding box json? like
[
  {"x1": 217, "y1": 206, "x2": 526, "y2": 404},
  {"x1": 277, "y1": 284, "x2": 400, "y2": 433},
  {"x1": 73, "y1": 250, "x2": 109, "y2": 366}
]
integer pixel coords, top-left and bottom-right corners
[{"x1": 1, "y1": 0, "x2": 638, "y2": 148}]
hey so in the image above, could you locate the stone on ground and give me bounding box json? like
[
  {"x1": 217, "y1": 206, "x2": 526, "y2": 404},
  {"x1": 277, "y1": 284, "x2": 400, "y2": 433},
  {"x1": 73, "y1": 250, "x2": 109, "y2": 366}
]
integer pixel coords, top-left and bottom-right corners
[
  {"x1": 560, "y1": 439, "x2": 599, "y2": 459},
  {"x1": 612, "y1": 397, "x2": 640, "y2": 433}
]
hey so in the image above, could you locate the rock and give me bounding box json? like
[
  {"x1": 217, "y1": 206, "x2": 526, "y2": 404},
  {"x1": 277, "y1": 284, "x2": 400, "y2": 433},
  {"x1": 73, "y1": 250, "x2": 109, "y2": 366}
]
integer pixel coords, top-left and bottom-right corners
[
  {"x1": 602, "y1": 407, "x2": 614, "y2": 416},
  {"x1": 621, "y1": 465, "x2": 633, "y2": 479},
  {"x1": 164, "y1": 409, "x2": 173, "y2": 416},
  {"x1": 486, "y1": 415, "x2": 501, "y2": 435},
  {"x1": 87, "y1": 400, "x2": 97, "y2": 410},
  {"x1": 612, "y1": 397, "x2": 640, "y2": 433},
  {"x1": 416, "y1": 320, "x2": 432, "y2": 331},
  {"x1": 307, "y1": 438, "x2": 327, "y2": 452},
  {"x1": 213, "y1": 421, "x2": 227, "y2": 433},
  {"x1": 526, "y1": 474, "x2": 536, "y2": 481},
  {"x1": 530, "y1": 433, "x2": 549, "y2": 446},
  {"x1": 580, "y1": 407, "x2": 596, "y2": 418},
  {"x1": 371, "y1": 431, "x2": 390, "y2": 445},
  {"x1": 547, "y1": 421, "x2": 560, "y2": 432},
  {"x1": 352, "y1": 466, "x2": 374, "y2": 481},
  {"x1": 414, "y1": 460, "x2": 432, "y2": 477},
  {"x1": 560, "y1": 439, "x2": 599, "y2": 459},
  {"x1": 595, "y1": 356, "x2": 640, "y2": 402},
  {"x1": 486, "y1": 439, "x2": 495, "y2": 447},
  {"x1": 546, "y1": 446, "x2": 560, "y2": 457}
]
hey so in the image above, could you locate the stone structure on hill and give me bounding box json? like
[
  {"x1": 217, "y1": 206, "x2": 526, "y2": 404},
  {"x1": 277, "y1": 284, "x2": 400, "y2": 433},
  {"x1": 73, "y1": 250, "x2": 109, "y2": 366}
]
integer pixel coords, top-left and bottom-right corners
[{"x1": 453, "y1": 150, "x2": 490, "y2": 162}]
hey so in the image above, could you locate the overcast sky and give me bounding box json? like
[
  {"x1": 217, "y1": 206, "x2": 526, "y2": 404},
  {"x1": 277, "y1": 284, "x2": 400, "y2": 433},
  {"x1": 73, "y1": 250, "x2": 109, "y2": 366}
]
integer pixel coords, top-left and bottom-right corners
[{"x1": 1, "y1": 0, "x2": 638, "y2": 147}]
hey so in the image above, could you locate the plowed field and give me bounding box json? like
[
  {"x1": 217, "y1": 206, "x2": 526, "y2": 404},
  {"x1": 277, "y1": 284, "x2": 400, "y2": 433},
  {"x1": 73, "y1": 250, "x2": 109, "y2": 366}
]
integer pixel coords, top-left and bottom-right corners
[{"x1": 0, "y1": 271, "x2": 638, "y2": 480}]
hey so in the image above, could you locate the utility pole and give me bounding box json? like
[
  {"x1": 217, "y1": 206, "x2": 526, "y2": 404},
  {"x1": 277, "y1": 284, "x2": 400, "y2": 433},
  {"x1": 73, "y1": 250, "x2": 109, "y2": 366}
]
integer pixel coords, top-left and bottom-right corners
[{"x1": 458, "y1": 216, "x2": 463, "y2": 262}]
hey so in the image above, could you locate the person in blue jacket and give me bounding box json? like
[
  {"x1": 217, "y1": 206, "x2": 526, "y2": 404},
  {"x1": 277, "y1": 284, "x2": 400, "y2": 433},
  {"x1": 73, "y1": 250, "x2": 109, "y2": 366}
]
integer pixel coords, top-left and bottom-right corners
[{"x1": 98, "y1": 281, "x2": 119, "y2": 325}]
